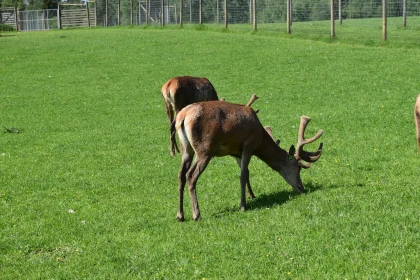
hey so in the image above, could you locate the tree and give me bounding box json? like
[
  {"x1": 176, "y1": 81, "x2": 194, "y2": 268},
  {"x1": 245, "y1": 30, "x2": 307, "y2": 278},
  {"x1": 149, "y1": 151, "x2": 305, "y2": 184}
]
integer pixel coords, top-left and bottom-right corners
[{"x1": 1, "y1": 0, "x2": 25, "y2": 9}]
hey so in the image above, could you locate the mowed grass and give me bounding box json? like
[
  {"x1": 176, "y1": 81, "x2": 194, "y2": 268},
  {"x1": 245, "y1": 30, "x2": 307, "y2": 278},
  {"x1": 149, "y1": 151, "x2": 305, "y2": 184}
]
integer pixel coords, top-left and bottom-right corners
[{"x1": 0, "y1": 26, "x2": 419, "y2": 279}]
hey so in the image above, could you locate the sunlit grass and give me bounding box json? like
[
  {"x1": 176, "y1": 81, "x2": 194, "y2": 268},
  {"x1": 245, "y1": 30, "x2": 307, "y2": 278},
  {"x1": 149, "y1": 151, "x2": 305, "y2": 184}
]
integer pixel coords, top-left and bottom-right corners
[{"x1": 1, "y1": 26, "x2": 419, "y2": 278}]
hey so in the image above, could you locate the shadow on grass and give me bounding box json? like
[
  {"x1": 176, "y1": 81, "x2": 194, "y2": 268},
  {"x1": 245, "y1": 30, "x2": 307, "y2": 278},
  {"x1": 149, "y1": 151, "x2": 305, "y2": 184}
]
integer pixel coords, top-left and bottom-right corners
[
  {"x1": 247, "y1": 181, "x2": 325, "y2": 210},
  {"x1": 213, "y1": 181, "x2": 332, "y2": 218}
]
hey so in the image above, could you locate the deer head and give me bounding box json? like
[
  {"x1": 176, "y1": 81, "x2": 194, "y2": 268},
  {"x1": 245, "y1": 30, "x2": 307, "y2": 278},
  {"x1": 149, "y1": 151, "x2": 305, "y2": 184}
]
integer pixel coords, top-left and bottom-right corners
[{"x1": 273, "y1": 116, "x2": 323, "y2": 194}]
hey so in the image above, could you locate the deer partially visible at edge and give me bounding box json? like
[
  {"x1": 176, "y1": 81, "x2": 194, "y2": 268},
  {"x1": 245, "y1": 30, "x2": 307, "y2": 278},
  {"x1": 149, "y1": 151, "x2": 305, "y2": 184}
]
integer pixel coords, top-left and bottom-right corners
[
  {"x1": 415, "y1": 94, "x2": 420, "y2": 152},
  {"x1": 175, "y1": 101, "x2": 323, "y2": 221}
]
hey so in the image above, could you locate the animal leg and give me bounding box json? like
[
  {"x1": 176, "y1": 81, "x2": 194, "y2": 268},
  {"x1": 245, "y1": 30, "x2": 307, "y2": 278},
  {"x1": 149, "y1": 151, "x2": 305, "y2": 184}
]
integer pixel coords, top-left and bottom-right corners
[
  {"x1": 235, "y1": 157, "x2": 255, "y2": 199},
  {"x1": 170, "y1": 120, "x2": 180, "y2": 156},
  {"x1": 239, "y1": 152, "x2": 252, "y2": 211},
  {"x1": 186, "y1": 156, "x2": 211, "y2": 221},
  {"x1": 177, "y1": 153, "x2": 193, "y2": 221}
]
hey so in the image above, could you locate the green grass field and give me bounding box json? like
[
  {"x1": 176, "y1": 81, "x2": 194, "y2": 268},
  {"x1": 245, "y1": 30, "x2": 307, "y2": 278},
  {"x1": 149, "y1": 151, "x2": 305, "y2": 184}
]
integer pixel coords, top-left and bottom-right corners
[{"x1": 1, "y1": 24, "x2": 419, "y2": 279}]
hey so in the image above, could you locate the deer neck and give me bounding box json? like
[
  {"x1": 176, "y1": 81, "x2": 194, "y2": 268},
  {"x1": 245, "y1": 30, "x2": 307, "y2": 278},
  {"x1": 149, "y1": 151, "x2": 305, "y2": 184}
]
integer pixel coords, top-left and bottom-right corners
[{"x1": 254, "y1": 131, "x2": 289, "y2": 172}]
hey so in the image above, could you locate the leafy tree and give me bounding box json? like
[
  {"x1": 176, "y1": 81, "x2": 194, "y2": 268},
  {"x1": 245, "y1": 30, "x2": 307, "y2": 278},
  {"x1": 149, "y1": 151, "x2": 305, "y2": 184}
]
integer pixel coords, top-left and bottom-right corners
[
  {"x1": 26, "y1": 0, "x2": 57, "y2": 9},
  {"x1": 1, "y1": 0, "x2": 24, "y2": 9}
]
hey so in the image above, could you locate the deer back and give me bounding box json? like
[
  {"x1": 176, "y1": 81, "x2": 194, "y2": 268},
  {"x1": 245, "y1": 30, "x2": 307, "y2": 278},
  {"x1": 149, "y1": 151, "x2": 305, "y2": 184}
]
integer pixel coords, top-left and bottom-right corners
[
  {"x1": 176, "y1": 101, "x2": 265, "y2": 158},
  {"x1": 162, "y1": 76, "x2": 219, "y2": 113}
]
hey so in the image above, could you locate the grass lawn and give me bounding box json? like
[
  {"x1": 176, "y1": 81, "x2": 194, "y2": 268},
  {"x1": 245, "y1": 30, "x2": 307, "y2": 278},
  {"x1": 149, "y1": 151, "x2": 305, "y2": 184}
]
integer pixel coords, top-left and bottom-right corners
[{"x1": 1, "y1": 25, "x2": 419, "y2": 279}]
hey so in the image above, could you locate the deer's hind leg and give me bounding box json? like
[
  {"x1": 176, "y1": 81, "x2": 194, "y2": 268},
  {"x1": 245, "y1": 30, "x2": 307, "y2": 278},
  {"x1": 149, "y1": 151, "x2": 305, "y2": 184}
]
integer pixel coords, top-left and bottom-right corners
[
  {"x1": 186, "y1": 155, "x2": 211, "y2": 221},
  {"x1": 164, "y1": 101, "x2": 179, "y2": 156},
  {"x1": 177, "y1": 152, "x2": 194, "y2": 221}
]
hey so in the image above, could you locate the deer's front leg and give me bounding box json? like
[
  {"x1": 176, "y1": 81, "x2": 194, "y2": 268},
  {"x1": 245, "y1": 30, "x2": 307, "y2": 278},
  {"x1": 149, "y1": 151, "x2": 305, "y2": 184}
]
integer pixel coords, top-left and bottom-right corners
[
  {"x1": 239, "y1": 153, "x2": 252, "y2": 211},
  {"x1": 235, "y1": 157, "x2": 256, "y2": 199}
]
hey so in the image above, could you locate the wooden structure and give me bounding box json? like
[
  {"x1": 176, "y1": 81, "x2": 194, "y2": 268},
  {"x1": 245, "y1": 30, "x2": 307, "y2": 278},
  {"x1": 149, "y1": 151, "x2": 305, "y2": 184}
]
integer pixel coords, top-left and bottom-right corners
[
  {"x1": 58, "y1": 2, "x2": 96, "y2": 29},
  {"x1": 0, "y1": 7, "x2": 19, "y2": 31}
]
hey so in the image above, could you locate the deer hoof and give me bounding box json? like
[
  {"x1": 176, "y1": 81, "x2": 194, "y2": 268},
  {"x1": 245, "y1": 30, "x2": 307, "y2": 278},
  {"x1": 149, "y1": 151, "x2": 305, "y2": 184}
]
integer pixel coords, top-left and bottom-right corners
[{"x1": 176, "y1": 213, "x2": 185, "y2": 222}]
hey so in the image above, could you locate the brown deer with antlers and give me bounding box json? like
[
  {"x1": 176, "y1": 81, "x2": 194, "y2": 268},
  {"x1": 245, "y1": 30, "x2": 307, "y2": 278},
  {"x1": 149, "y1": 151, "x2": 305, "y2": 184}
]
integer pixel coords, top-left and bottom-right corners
[
  {"x1": 415, "y1": 94, "x2": 420, "y2": 152},
  {"x1": 175, "y1": 101, "x2": 323, "y2": 221}
]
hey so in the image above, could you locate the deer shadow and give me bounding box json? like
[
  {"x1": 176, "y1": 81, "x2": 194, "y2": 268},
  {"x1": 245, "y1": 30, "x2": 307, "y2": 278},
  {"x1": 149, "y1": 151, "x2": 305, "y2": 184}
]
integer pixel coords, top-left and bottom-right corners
[{"x1": 213, "y1": 181, "x2": 327, "y2": 218}]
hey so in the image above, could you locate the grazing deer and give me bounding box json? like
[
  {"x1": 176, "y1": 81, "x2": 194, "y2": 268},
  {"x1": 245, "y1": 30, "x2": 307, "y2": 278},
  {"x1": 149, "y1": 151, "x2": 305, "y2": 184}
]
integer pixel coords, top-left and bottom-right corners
[
  {"x1": 161, "y1": 76, "x2": 220, "y2": 157},
  {"x1": 162, "y1": 77, "x2": 260, "y2": 198},
  {"x1": 175, "y1": 101, "x2": 323, "y2": 221},
  {"x1": 415, "y1": 94, "x2": 420, "y2": 151}
]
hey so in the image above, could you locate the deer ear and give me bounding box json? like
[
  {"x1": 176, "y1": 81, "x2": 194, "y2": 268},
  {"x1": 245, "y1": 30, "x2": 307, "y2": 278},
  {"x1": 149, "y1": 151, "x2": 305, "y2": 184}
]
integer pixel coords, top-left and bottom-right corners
[{"x1": 288, "y1": 145, "x2": 296, "y2": 159}]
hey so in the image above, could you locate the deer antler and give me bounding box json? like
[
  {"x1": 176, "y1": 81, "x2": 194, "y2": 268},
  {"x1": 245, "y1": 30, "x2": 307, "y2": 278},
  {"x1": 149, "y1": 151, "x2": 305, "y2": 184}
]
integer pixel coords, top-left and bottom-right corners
[
  {"x1": 295, "y1": 116, "x2": 323, "y2": 169},
  {"x1": 246, "y1": 94, "x2": 259, "y2": 107},
  {"x1": 264, "y1": 126, "x2": 280, "y2": 145}
]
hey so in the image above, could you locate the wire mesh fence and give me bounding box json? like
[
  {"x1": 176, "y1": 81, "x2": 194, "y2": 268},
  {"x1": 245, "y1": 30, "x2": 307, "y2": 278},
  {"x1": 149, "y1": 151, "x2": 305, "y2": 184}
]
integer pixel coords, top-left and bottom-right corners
[
  {"x1": 19, "y1": 9, "x2": 58, "y2": 31},
  {"x1": 1, "y1": 0, "x2": 420, "y2": 45}
]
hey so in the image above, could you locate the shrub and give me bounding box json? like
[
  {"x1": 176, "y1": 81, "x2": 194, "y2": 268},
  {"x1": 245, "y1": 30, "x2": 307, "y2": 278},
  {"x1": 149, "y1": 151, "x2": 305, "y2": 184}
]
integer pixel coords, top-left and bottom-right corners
[{"x1": 0, "y1": 24, "x2": 16, "y2": 32}]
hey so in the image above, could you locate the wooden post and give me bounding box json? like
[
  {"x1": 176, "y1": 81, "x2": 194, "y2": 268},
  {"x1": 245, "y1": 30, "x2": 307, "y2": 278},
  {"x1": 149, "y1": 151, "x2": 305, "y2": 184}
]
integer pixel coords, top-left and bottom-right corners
[
  {"x1": 199, "y1": 0, "x2": 202, "y2": 25},
  {"x1": 130, "y1": 0, "x2": 133, "y2": 25},
  {"x1": 180, "y1": 0, "x2": 183, "y2": 26},
  {"x1": 382, "y1": 0, "x2": 387, "y2": 40},
  {"x1": 289, "y1": 0, "x2": 292, "y2": 25},
  {"x1": 338, "y1": 0, "x2": 342, "y2": 25},
  {"x1": 161, "y1": 0, "x2": 164, "y2": 26},
  {"x1": 330, "y1": 0, "x2": 334, "y2": 38},
  {"x1": 105, "y1": 0, "x2": 108, "y2": 26},
  {"x1": 14, "y1": 6, "x2": 19, "y2": 31},
  {"x1": 224, "y1": 0, "x2": 227, "y2": 29},
  {"x1": 249, "y1": 0, "x2": 251, "y2": 24},
  {"x1": 86, "y1": 2, "x2": 90, "y2": 27},
  {"x1": 403, "y1": 0, "x2": 406, "y2": 27},
  {"x1": 286, "y1": 0, "x2": 291, "y2": 34},
  {"x1": 94, "y1": 1, "x2": 97, "y2": 27},
  {"x1": 57, "y1": 4, "x2": 61, "y2": 29},
  {"x1": 146, "y1": 0, "x2": 149, "y2": 25},
  {"x1": 252, "y1": 0, "x2": 256, "y2": 31},
  {"x1": 216, "y1": 0, "x2": 219, "y2": 24},
  {"x1": 118, "y1": 0, "x2": 121, "y2": 25}
]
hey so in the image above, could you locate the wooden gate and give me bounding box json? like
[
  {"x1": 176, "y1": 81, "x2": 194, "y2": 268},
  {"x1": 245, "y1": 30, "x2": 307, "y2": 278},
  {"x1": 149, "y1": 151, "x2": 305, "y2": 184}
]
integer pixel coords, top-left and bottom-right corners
[
  {"x1": 58, "y1": 2, "x2": 96, "y2": 29},
  {"x1": 0, "y1": 7, "x2": 19, "y2": 30}
]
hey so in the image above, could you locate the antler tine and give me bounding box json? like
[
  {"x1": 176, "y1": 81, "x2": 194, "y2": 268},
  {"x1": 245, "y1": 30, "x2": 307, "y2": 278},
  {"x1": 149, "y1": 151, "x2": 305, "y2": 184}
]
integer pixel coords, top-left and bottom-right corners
[
  {"x1": 264, "y1": 126, "x2": 274, "y2": 139},
  {"x1": 296, "y1": 116, "x2": 324, "y2": 164},
  {"x1": 297, "y1": 116, "x2": 323, "y2": 146},
  {"x1": 246, "y1": 94, "x2": 259, "y2": 107},
  {"x1": 265, "y1": 126, "x2": 280, "y2": 145}
]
